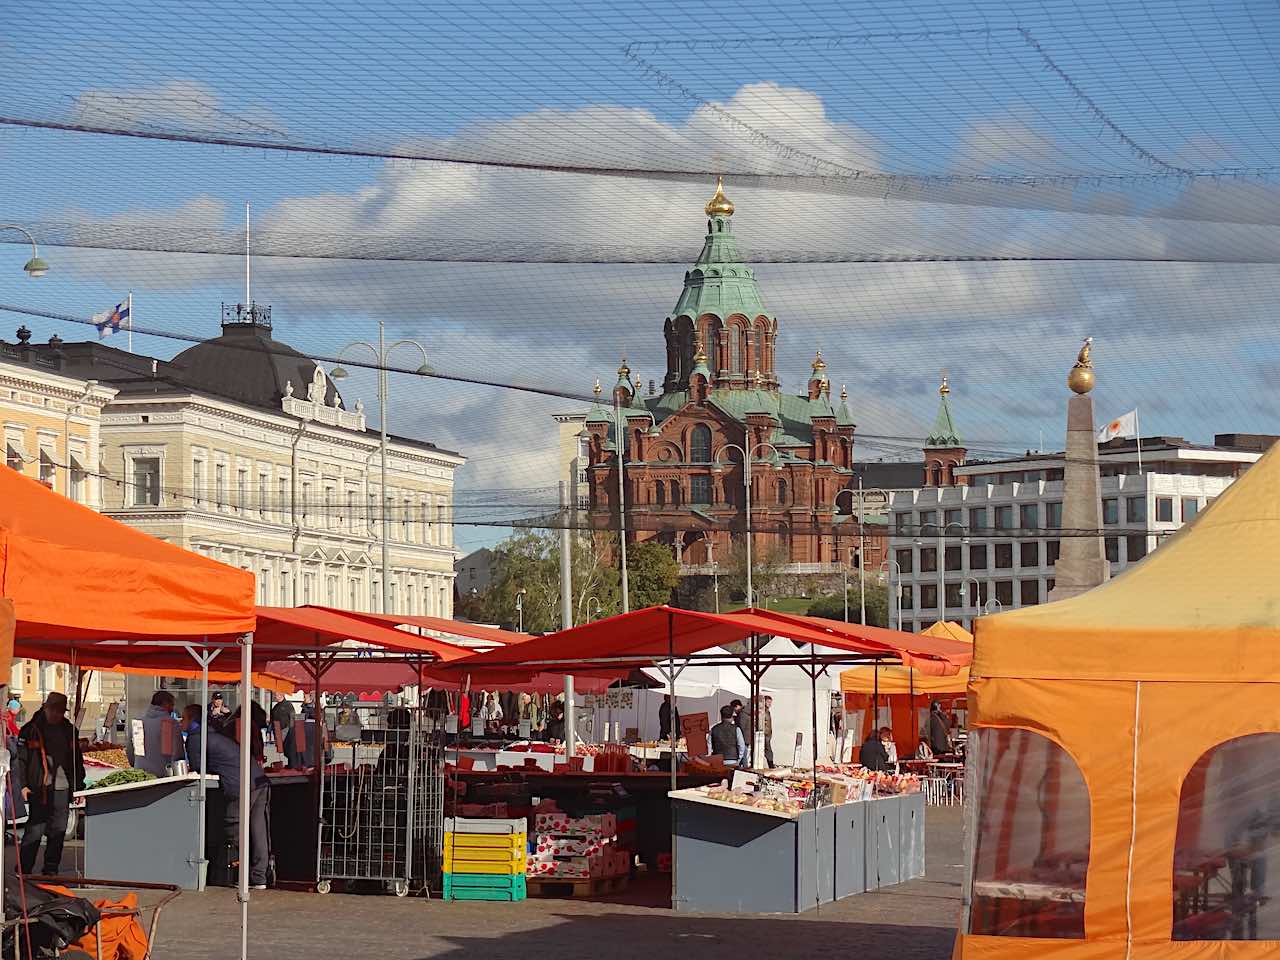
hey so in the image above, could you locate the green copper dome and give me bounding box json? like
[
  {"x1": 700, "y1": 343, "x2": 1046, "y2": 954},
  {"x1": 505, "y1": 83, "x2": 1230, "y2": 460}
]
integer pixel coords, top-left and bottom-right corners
[
  {"x1": 670, "y1": 211, "x2": 771, "y2": 322},
  {"x1": 925, "y1": 377, "x2": 962, "y2": 447}
]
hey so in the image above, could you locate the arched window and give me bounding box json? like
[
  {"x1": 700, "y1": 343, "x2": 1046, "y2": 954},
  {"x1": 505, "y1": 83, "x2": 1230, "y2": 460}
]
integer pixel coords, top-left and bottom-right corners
[
  {"x1": 655, "y1": 483, "x2": 666, "y2": 507},
  {"x1": 968, "y1": 728, "x2": 1090, "y2": 939},
  {"x1": 736, "y1": 325, "x2": 747, "y2": 372},
  {"x1": 778, "y1": 479, "x2": 788, "y2": 504},
  {"x1": 1174, "y1": 733, "x2": 1280, "y2": 940},
  {"x1": 669, "y1": 481, "x2": 682, "y2": 506},
  {"x1": 690, "y1": 425, "x2": 712, "y2": 463}
]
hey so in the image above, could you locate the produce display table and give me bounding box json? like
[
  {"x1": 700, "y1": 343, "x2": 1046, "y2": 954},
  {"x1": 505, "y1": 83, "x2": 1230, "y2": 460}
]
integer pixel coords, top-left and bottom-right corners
[
  {"x1": 447, "y1": 748, "x2": 599, "y2": 772},
  {"x1": 76, "y1": 773, "x2": 219, "y2": 891},
  {"x1": 669, "y1": 789, "x2": 924, "y2": 914}
]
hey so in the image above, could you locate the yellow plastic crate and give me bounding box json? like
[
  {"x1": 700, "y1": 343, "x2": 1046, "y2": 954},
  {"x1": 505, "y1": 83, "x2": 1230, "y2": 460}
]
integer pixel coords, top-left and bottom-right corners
[
  {"x1": 445, "y1": 832, "x2": 526, "y2": 851},
  {"x1": 444, "y1": 845, "x2": 526, "y2": 864},
  {"x1": 443, "y1": 855, "x2": 527, "y2": 875}
]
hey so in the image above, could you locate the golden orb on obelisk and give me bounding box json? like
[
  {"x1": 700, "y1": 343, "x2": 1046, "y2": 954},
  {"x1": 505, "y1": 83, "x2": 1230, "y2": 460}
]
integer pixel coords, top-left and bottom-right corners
[{"x1": 1067, "y1": 336, "x2": 1095, "y2": 395}]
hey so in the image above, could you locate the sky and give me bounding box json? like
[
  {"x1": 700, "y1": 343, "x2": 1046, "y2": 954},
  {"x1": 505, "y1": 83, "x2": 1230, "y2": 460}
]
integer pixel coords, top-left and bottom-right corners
[{"x1": 1, "y1": 0, "x2": 1278, "y2": 553}]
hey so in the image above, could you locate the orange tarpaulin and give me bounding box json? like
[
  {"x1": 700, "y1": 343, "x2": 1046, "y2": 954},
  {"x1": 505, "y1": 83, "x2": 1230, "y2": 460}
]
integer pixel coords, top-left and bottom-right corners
[
  {"x1": 0, "y1": 468, "x2": 254, "y2": 640},
  {"x1": 0, "y1": 598, "x2": 13, "y2": 681},
  {"x1": 40, "y1": 887, "x2": 148, "y2": 960},
  {"x1": 955, "y1": 441, "x2": 1280, "y2": 959},
  {"x1": 109, "y1": 663, "x2": 297, "y2": 696}
]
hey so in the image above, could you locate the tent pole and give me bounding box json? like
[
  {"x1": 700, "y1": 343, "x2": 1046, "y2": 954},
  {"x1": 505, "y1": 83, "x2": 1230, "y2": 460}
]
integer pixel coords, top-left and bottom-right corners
[
  {"x1": 667, "y1": 611, "x2": 677, "y2": 909},
  {"x1": 184, "y1": 641, "x2": 219, "y2": 892},
  {"x1": 238, "y1": 632, "x2": 254, "y2": 960}
]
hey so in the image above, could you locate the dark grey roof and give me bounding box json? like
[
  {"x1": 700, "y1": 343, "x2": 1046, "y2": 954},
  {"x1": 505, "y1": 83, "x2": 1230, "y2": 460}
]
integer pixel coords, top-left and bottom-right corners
[
  {"x1": 169, "y1": 319, "x2": 340, "y2": 409},
  {"x1": 857, "y1": 461, "x2": 926, "y2": 490}
]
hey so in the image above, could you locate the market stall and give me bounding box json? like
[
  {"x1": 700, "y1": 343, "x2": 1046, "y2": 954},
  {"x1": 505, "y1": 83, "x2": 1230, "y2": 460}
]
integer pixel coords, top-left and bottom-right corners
[
  {"x1": 669, "y1": 765, "x2": 923, "y2": 913},
  {"x1": 955, "y1": 442, "x2": 1280, "y2": 957},
  {"x1": 433, "y1": 605, "x2": 969, "y2": 905},
  {"x1": 840, "y1": 621, "x2": 972, "y2": 759}
]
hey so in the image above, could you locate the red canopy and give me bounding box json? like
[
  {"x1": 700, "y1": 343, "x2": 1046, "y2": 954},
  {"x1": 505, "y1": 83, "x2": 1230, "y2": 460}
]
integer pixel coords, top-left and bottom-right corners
[
  {"x1": 308, "y1": 607, "x2": 528, "y2": 647},
  {"x1": 270, "y1": 659, "x2": 422, "y2": 696},
  {"x1": 0, "y1": 467, "x2": 254, "y2": 641},
  {"x1": 433, "y1": 606, "x2": 969, "y2": 682}
]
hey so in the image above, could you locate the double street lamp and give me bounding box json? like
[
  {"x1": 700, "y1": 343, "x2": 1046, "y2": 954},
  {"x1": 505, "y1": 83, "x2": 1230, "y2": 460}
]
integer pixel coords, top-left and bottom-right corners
[
  {"x1": 713, "y1": 440, "x2": 781, "y2": 607},
  {"x1": 331, "y1": 319, "x2": 430, "y2": 614},
  {"x1": 515, "y1": 587, "x2": 527, "y2": 633},
  {"x1": 0, "y1": 224, "x2": 49, "y2": 278}
]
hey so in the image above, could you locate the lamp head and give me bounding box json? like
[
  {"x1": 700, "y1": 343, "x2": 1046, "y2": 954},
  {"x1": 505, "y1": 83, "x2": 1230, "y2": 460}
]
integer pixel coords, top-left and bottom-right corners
[
  {"x1": 23, "y1": 256, "x2": 49, "y2": 278},
  {"x1": 415, "y1": 363, "x2": 432, "y2": 375},
  {"x1": 330, "y1": 365, "x2": 349, "y2": 380}
]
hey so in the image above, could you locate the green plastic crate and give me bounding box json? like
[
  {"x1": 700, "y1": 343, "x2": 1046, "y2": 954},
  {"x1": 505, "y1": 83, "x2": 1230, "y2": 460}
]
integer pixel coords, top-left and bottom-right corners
[{"x1": 444, "y1": 873, "x2": 527, "y2": 901}]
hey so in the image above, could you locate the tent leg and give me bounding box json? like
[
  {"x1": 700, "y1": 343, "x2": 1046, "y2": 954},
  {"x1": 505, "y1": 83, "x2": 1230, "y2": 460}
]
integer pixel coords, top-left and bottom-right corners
[
  {"x1": 184, "y1": 642, "x2": 219, "y2": 892},
  {"x1": 667, "y1": 611, "x2": 678, "y2": 910},
  {"x1": 238, "y1": 632, "x2": 254, "y2": 960}
]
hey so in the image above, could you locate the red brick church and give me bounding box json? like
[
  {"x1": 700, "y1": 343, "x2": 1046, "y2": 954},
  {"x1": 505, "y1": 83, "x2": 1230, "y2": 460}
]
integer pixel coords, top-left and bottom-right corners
[{"x1": 582, "y1": 178, "x2": 874, "y2": 570}]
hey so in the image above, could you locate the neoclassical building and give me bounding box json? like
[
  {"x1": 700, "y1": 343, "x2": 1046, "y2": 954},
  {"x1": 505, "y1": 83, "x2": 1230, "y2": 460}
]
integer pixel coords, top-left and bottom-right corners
[
  {"x1": 1, "y1": 332, "x2": 118, "y2": 709},
  {"x1": 27, "y1": 303, "x2": 463, "y2": 618},
  {"x1": 583, "y1": 179, "x2": 865, "y2": 570}
]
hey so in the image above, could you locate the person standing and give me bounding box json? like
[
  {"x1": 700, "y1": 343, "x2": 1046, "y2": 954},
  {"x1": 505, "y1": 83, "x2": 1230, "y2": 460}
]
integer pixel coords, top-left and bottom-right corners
[
  {"x1": 269, "y1": 693, "x2": 296, "y2": 730},
  {"x1": 207, "y1": 692, "x2": 231, "y2": 730},
  {"x1": 227, "y1": 704, "x2": 271, "y2": 890},
  {"x1": 710, "y1": 704, "x2": 747, "y2": 767},
  {"x1": 4, "y1": 697, "x2": 21, "y2": 740},
  {"x1": 927, "y1": 700, "x2": 952, "y2": 757},
  {"x1": 658, "y1": 695, "x2": 679, "y2": 742},
  {"x1": 859, "y1": 728, "x2": 890, "y2": 773},
  {"x1": 879, "y1": 727, "x2": 899, "y2": 770},
  {"x1": 15, "y1": 692, "x2": 85, "y2": 876},
  {"x1": 759, "y1": 695, "x2": 775, "y2": 768},
  {"x1": 129, "y1": 690, "x2": 185, "y2": 777}
]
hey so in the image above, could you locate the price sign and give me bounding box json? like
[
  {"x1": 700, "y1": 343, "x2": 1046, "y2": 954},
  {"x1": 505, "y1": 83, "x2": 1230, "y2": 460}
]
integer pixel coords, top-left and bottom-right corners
[
  {"x1": 518, "y1": 719, "x2": 532, "y2": 738},
  {"x1": 471, "y1": 717, "x2": 485, "y2": 737},
  {"x1": 680, "y1": 712, "x2": 710, "y2": 752}
]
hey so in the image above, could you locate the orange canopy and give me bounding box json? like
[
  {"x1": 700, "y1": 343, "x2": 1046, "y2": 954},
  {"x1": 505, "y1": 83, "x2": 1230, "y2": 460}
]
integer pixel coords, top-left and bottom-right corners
[
  {"x1": 956, "y1": 442, "x2": 1280, "y2": 958},
  {"x1": 0, "y1": 468, "x2": 255, "y2": 640},
  {"x1": 109, "y1": 663, "x2": 297, "y2": 696},
  {"x1": 435, "y1": 605, "x2": 971, "y2": 683},
  {"x1": 13, "y1": 605, "x2": 473, "y2": 672}
]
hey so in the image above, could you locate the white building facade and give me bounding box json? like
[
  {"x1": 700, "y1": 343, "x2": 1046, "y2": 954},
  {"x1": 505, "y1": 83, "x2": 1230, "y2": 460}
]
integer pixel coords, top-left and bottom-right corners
[{"x1": 887, "y1": 439, "x2": 1264, "y2": 633}]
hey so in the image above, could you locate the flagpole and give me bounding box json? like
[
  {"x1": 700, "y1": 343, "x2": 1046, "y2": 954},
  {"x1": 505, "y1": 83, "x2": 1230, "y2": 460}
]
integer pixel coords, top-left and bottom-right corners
[
  {"x1": 127, "y1": 291, "x2": 133, "y2": 354},
  {"x1": 1135, "y1": 408, "x2": 1143, "y2": 475},
  {"x1": 245, "y1": 201, "x2": 251, "y2": 305}
]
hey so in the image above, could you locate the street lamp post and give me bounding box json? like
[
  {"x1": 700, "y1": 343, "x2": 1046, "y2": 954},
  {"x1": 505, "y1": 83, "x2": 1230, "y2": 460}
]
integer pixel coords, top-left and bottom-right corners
[
  {"x1": 586, "y1": 596, "x2": 602, "y2": 622},
  {"x1": 714, "y1": 440, "x2": 781, "y2": 607},
  {"x1": 0, "y1": 224, "x2": 50, "y2": 277},
  {"x1": 960, "y1": 576, "x2": 984, "y2": 626},
  {"x1": 834, "y1": 481, "x2": 874, "y2": 625},
  {"x1": 915, "y1": 520, "x2": 966, "y2": 625},
  {"x1": 878, "y1": 559, "x2": 903, "y2": 632},
  {"x1": 331, "y1": 319, "x2": 430, "y2": 614},
  {"x1": 516, "y1": 587, "x2": 527, "y2": 633}
]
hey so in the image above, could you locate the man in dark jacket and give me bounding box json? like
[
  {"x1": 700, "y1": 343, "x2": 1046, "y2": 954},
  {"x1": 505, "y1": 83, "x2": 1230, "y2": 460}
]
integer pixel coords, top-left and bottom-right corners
[
  {"x1": 859, "y1": 729, "x2": 890, "y2": 772},
  {"x1": 15, "y1": 692, "x2": 85, "y2": 875},
  {"x1": 710, "y1": 704, "x2": 747, "y2": 767},
  {"x1": 927, "y1": 700, "x2": 952, "y2": 757},
  {"x1": 658, "y1": 695, "x2": 678, "y2": 742}
]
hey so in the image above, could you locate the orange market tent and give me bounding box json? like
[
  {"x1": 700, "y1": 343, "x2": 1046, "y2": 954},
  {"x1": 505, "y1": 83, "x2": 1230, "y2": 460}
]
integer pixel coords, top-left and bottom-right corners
[
  {"x1": 0, "y1": 468, "x2": 254, "y2": 641},
  {"x1": 840, "y1": 621, "x2": 972, "y2": 754},
  {"x1": 956, "y1": 442, "x2": 1280, "y2": 956},
  {"x1": 311, "y1": 607, "x2": 529, "y2": 648}
]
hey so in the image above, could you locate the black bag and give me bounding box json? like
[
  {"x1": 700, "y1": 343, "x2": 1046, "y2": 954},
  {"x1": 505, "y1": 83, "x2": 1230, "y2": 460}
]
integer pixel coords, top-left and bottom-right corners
[{"x1": 3, "y1": 872, "x2": 101, "y2": 957}]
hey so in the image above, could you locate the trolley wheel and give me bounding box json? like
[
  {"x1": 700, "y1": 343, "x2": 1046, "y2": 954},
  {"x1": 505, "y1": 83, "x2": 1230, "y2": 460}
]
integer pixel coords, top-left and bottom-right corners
[
  {"x1": 316, "y1": 880, "x2": 332, "y2": 895},
  {"x1": 392, "y1": 880, "x2": 409, "y2": 898}
]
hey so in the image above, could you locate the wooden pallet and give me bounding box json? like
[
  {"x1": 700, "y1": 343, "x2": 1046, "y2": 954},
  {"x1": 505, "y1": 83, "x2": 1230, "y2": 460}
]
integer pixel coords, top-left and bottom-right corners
[{"x1": 526, "y1": 875, "x2": 629, "y2": 898}]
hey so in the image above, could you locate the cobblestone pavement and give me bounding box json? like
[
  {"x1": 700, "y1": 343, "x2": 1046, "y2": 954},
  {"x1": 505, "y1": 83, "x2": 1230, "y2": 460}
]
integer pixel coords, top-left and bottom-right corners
[{"x1": 156, "y1": 807, "x2": 964, "y2": 960}]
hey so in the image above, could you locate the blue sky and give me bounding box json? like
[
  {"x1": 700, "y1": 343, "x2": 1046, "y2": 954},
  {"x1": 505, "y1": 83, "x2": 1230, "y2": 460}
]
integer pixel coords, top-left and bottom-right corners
[{"x1": 2, "y1": 0, "x2": 1278, "y2": 552}]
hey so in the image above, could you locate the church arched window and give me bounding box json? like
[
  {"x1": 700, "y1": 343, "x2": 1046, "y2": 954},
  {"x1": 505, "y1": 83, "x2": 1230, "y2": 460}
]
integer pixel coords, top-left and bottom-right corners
[
  {"x1": 670, "y1": 481, "x2": 682, "y2": 506},
  {"x1": 736, "y1": 325, "x2": 747, "y2": 372},
  {"x1": 690, "y1": 425, "x2": 712, "y2": 463},
  {"x1": 778, "y1": 478, "x2": 788, "y2": 504},
  {"x1": 655, "y1": 483, "x2": 666, "y2": 507}
]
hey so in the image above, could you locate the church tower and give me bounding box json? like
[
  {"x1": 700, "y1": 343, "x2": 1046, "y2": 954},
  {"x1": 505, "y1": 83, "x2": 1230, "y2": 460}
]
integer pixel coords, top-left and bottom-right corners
[
  {"x1": 923, "y1": 375, "x2": 966, "y2": 486},
  {"x1": 662, "y1": 177, "x2": 779, "y2": 393}
]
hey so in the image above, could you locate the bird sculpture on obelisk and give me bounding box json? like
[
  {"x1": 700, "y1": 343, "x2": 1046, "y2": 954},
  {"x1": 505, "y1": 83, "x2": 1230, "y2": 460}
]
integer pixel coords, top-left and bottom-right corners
[{"x1": 1046, "y1": 338, "x2": 1111, "y2": 601}]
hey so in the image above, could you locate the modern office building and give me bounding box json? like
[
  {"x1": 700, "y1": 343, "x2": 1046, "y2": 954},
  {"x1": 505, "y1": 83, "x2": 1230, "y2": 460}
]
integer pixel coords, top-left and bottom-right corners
[{"x1": 887, "y1": 435, "x2": 1271, "y2": 632}]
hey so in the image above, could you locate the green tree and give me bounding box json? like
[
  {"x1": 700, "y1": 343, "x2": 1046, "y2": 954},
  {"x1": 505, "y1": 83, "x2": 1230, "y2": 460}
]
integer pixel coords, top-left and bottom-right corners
[
  {"x1": 480, "y1": 529, "x2": 622, "y2": 632},
  {"x1": 806, "y1": 576, "x2": 890, "y2": 627},
  {"x1": 719, "y1": 537, "x2": 790, "y2": 607},
  {"x1": 625, "y1": 540, "x2": 681, "y2": 608}
]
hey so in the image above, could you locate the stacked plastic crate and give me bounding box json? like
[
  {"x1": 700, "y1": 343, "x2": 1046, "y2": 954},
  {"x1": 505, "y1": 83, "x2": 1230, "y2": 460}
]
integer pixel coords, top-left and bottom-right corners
[{"x1": 443, "y1": 816, "x2": 528, "y2": 901}]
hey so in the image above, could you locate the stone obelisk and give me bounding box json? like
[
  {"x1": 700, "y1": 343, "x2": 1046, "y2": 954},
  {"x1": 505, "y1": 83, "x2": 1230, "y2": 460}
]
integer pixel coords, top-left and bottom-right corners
[{"x1": 1046, "y1": 338, "x2": 1111, "y2": 602}]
